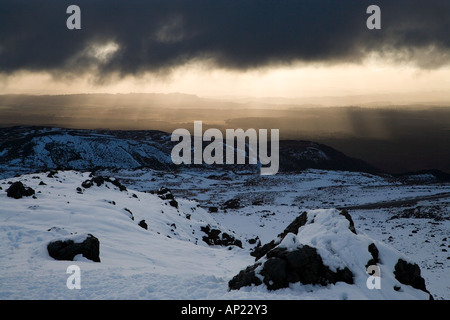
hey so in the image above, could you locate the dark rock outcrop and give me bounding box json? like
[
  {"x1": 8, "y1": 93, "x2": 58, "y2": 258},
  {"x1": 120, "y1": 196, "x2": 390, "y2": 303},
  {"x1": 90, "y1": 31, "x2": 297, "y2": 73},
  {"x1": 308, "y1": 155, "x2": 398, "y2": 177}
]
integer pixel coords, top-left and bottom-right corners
[
  {"x1": 231, "y1": 209, "x2": 358, "y2": 291},
  {"x1": 208, "y1": 206, "x2": 219, "y2": 213},
  {"x1": 47, "y1": 170, "x2": 58, "y2": 178},
  {"x1": 6, "y1": 181, "x2": 35, "y2": 199},
  {"x1": 366, "y1": 243, "x2": 380, "y2": 268},
  {"x1": 394, "y1": 259, "x2": 432, "y2": 299},
  {"x1": 228, "y1": 264, "x2": 263, "y2": 290},
  {"x1": 252, "y1": 210, "x2": 357, "y2": 261},
  {"x1": 156, "y1": 187, "x2": 178, "y2": 209},
  {"x1": 201, "y1": 225, "x2": 242, "y2": 248},
  {"x1": 231, "y1": 209, "x2": 432, "y2": 299},
  {"x1": 138, "y1": 219, "x2": 148, "y2": 230},
  {"x1": 251, "y1": 212, "x2": 308, "y2": 260},
  {"x1": 47, "y1": 234, "x2": 100, "y2": 262},
  {"x1": 230, "y1": 245, "x2": 353, "y2": 291},
  {"x1": 222, "y1": 198, "x2": 242, "y2": 210},
  {"x1": 81, "y1": 175, "x2": 127, "y2": 192},
  {"x1": 123, "y1": 208, "x2": 134, "y2": 220},
  {"x1": 339, "y1": 209, "x2": 356, "y2": 234}
]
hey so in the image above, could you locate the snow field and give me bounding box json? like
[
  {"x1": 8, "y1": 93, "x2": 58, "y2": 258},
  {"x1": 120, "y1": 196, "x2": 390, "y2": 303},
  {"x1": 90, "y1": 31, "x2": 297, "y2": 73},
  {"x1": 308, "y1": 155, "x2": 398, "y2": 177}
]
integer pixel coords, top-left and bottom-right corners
[{"x1": 1, "y1": 170, "x2": 447, "y2": 299}]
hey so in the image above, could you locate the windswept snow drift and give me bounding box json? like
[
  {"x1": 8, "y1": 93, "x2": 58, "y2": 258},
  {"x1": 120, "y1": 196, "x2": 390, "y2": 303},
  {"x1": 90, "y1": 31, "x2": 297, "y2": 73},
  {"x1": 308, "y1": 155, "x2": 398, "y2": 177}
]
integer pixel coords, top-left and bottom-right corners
[{"x1": 0, "y1": 171, "x2": 434, "y2": 299}]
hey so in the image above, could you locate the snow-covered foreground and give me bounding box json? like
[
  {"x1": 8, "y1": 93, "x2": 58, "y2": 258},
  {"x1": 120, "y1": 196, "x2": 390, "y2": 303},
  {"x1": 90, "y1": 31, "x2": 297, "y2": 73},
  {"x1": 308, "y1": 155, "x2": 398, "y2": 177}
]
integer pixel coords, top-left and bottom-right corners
[
  {"x1": 0, "y1": 170, "x2": 448, "y2": 300},
  {"x1": 0, "y1": 171, "x2": 249, "y2": 299},
  {"x1": 114, "y1": 168, "x2": 450, "y2": 299}
]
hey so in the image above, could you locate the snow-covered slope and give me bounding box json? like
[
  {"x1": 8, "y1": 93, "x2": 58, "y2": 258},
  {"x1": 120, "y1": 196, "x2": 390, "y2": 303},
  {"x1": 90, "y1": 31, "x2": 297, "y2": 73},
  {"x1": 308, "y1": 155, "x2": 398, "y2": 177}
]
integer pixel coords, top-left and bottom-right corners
[
  {"x1": 0, "y1": 126, "x2": 381, "y2": 179},
  {"x1": 111, "y1": 167, "x2": 450, "y2": 299},
  {"x1": 0, "y1": 170, "x2": 440, "y2": 300},
  {"x1": 0, "y1": 127, "x2": 174, "y2": 178},
  {"x1": 0, "y1": 171, "x2": 239, "y2": 246},
  {"x1": 0, "y1": 170, "x2": 250, "y2": 299}
]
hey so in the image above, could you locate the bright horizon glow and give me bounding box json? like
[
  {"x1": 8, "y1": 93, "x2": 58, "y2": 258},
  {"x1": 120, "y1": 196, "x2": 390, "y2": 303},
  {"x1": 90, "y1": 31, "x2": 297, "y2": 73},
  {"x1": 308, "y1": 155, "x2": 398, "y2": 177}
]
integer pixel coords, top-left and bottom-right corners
[{"x1": 1, "y1": 58, "x2": 450, "y2": 105}]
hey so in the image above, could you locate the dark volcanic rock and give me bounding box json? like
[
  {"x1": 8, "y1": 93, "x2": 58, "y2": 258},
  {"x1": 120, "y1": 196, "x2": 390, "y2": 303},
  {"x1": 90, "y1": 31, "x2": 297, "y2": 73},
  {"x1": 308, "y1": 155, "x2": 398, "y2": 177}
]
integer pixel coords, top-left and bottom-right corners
[
  {"x1": 339, "y1": 209, "x2": 357, "y2": 234},
  {"x1": 81, "y1": 175, "x2": 127, "y2": 192},
  {"x1": 230, "y1": 245, "x2": 353, "y2": 291},
  {"x1": 280, "y1": 212, "x2": 309, "y2": 238},
  {"x1": 47, "y1": 234, "x2": 100, "y2": 262},
  {"x1": 247, "y1": 237, "x2": 260, "y2": 245},
  {"x1": 157, "y1": 187, "x2": 178, "y2": 208},
  {"x1": 394, "y1": 259, "x2": 432, "y2": 299},
  {"x1": 6, "y1": 181, "x2": 35, "y2": 199},
  {"x1": 81, "y1": 179, "x2": 93, "y2": 189},
  {"x1": 91, "y1": 176, "x2": 105, "y2": 186},
  {"x1": 156, "y1": 187, "x2": 174, "y2": 200},
  {"x1": 228, "y1": 264, "x2": 262, "y2": 290},
  {"x1": 124, "y1": 208, "x2": 134, "y2": 220},
  {"x1": 201, "y1": 225, "x2": 243, "y2": 248},
  {"x1": 138, "y1": 219, "x2": 148, "y2": 230},
  {"x1": 222, "y1": 198, "x2": 242, "y2": 210},
  {"x1": 251, "y1": 211, "x2": 308, "y2": 260},
  {"x1": 208, "y1": 206, "x2": 219, "y2": 213},
  {"x1": 390, "y1": 206, "x2": 448, "y2": 221},
  {"x1": 366, "y1": 243, "x2": 380, "y2": 267},
  {"x1": 260, "y1": 257, "x2": 288, "y2": 289},
  {"x1": 252, "y1": 210, "x2": 357, "y2": 261},
  {"x1": 231, "y1": 209, "x2": 431, "y2": 298},
  {"x1": 47, "y1": 170, "x2": 58, "y2": 178}
]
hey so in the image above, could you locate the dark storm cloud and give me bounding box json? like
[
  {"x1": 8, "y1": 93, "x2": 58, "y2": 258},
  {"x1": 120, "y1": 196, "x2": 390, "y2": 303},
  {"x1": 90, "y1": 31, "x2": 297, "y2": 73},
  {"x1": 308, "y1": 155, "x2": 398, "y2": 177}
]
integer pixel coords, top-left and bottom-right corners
[{"x1": 0, "y1": 0, "x2": 449, "y2": 77}]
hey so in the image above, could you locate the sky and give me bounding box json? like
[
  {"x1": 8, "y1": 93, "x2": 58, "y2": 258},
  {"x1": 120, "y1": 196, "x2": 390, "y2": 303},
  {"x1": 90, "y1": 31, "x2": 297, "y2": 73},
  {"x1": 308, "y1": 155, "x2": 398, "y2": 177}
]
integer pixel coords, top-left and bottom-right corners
[{"x1": 0, "y1": 0, "x2": 449, "y2": 101}]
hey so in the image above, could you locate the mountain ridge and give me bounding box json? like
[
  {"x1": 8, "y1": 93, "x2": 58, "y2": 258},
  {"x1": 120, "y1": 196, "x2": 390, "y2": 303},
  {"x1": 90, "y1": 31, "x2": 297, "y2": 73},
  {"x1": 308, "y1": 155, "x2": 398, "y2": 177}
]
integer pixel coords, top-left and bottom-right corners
[{"x1": 0, "y1": 126, "x2": 382, "y2": 178}]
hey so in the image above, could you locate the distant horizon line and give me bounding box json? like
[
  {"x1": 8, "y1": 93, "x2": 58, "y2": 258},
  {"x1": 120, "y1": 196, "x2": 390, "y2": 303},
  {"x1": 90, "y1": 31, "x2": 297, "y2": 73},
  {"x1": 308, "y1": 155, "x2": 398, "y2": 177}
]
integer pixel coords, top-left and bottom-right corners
[{"x1": 1, "y1": 91, "x2": 449, "y2": 107}]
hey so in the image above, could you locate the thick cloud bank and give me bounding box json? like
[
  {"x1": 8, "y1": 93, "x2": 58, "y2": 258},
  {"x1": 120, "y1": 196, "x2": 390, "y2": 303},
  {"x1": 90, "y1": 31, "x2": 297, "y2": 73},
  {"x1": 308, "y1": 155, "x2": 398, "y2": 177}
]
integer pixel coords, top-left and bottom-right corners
[{"x1": 0, "y1": 0, "x2": 449, "y2": 78}]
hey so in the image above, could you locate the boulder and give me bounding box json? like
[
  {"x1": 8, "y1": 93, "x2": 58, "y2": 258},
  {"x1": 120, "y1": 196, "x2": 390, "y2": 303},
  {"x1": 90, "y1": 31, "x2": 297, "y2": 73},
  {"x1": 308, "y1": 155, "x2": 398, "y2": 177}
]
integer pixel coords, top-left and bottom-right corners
[
  {"x1": 6, "y1": 181, "x2": 35, "y2": 199},
  {"x1": 81, "y1": 179, "x2": 93, "y2": 189},
  {"x1": 229, "y1": 208, "x2": 433, "y2": 299},
  {"x1": 394, "y1": 259, "x2": 430, "y2": 296},
  {"x1": 230, "y1": 243, "x2": 353, "y2": 291},
  {"x1": 251, "y1": 209, "x2": 356, "y2": 260},
  {"x1": 138, "y1": 219, "x2": 148, "y2": 230},
  {"x1": 47, "y1": 234, "x2": 100, "y2": 262}
]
